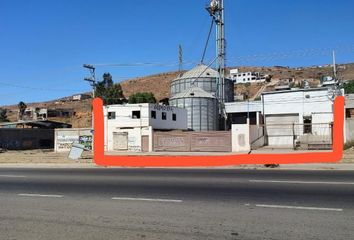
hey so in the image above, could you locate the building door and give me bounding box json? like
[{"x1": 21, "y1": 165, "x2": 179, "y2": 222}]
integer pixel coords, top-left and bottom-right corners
[
  {"x1": 141, "y1": 136, "x2": 149, "y2": 152},
  {"x1": 113, "y1": 132, "x2": 128, "y2": 151},
  {"x1": 265, "y1": 114, "x2": 299, "y2": 147}
]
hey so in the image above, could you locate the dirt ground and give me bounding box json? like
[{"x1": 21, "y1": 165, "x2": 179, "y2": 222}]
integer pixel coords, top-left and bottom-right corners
[
  {"x1": 0, "y1": 149, "x2": 92, "y2": 164},
  {"x1": 0, "y1": 149, "x2": 353, "y2": 164}
]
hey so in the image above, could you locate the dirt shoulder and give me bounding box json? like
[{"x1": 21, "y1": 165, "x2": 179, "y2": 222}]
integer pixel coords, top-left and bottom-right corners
[
  {"x1": 0, "y1": 149, "x2": 353, "y2": 165},
  {"x1": 0, "y1": 149, "x2": 92, "y2": 164}
]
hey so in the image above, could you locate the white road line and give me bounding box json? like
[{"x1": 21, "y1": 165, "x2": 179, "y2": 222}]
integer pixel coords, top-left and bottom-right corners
[
  {"x1": 18, "y1": 193, "x2": 63, "y2": 198},
  {"x1": 0, "y1": 175, "x2": 26, "y2": 178},
  {"x1": 250, "y1": 180, "x2": 354, "y2": 185},
  {"x1": 255, "y1": 204, "x2": 343, "y2": 212},
  {"x1": 111, "y1": 197, "x2": 183, "y2": 203}
]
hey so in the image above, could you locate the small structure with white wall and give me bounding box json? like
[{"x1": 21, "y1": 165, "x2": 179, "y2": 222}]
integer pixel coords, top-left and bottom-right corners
[
  {"x1": 72, "y1": 94, "x2": 91, "y2": 101},
  {"x1": 22, "y1": 107, "x2": 48, "y2": 121},
  {"x1": 104, "y1": 103, "x2": 188, "y2": 152},
  {"x1": 54, "y1": 128, "x2": 92, "y2": 152}
]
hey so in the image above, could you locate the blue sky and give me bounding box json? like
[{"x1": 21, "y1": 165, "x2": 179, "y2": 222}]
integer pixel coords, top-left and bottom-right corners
[{"x1": 1, "y1": 0, "x2": 354, "y2": 105}]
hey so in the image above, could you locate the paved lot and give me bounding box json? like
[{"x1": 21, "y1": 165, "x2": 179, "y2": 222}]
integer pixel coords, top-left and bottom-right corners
[{"x1": 1, "y1": 168, "x2": 354, "y2": 239}]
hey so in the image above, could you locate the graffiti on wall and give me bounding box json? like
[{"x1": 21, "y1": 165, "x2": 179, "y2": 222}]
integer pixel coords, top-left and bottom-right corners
[
  {"x1": 56, "y1": 135, "x2": 79, "y2": 150},
  {"x1": 56, "y1": 134, "x2": 93, "y2": 151},
  {"x1": 79, "y1": 135, "x2": 93, "y2": 150}
]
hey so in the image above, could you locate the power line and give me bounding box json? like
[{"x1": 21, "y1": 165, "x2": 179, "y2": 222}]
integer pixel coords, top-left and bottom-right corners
[{"x1": 0, "y1": 81, "x2": 74, "y2": 92}]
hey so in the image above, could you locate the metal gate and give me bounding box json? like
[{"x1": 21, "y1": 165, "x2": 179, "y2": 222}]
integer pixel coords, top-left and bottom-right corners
[
  {"x1": 113, "y1": 132, "x2": 128, "y2": 150},
  {"x1": 141, "y1": 135, "x2": 149, "y2": 152},
  {"x1": 261, "y1": 122, "x2": 333, "y2": 150},
  {"x1": 265, "y1": 114, "x2": 299, "y2": 147}
]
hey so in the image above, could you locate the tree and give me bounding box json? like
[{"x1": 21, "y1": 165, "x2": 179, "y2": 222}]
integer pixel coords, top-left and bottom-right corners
[
  {"x1": 95, "y1": 73, "x2": 125, "y2": 105},
  {"x1": 18, "y1": 101, "x2": 27, "y2": 120},
  {"x1": 102, "y1": 72, "x2": 113, "y2": 88},
  {"x1": 128, "y1": 92, "x2": 156, "y2": 104},
  {"x1": 0, "y1": 108, "x2": 9, "y2": 122},
  {"x1": 159, "y1": 98, "x2": 170, "y2": 105},
  {"x1": 344, "y1": 81, "x2": 354, "y2": 94}
]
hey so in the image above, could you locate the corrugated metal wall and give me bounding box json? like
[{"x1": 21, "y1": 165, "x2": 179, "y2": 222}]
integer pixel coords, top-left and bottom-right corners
[
  {"x1": 169, "y1": 97, "x2": 219, "y2": 131},
  {"x1": 170, "y1": 77, "x2": 234, "y2": 102},
  {"x1": 0, "y1": 129, "x2": 54, "y2": 150}
]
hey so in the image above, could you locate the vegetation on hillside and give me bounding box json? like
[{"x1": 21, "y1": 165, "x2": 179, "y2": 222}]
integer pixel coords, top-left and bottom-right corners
[
  {"x1": 18, "y1": 101, "x2": 27, "y2": 120},
  {"x1": 0, "y1": 109, "x2": 9, "y2": 122},
  {"x1": 128, "y1": 92, "x2": 156, "y2": 104},
  {"x1": 95, "y1": 73, "x2": 126, "y2": 105},
  {"x1": 344, "y1": 81, "x2": 354, "y2": 94}
]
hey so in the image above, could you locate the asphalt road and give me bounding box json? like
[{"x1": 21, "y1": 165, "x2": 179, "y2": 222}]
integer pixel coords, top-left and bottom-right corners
[{"x1": 1, "y1": 168, "x2": 354, "y2": 240}]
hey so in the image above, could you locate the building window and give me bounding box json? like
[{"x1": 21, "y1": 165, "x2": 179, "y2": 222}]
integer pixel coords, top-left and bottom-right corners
[
  {"x1": 108, "y1": 111, "x2": 116, "y2": 120},
  {"x1": 172, "y1": 113, "x2": 177, "y2": 121},
  {"x1": 151, "y1": 110, "x2": 156, "y2": 119},
  {"x1": 162, "y1": 112, "x2": 167, "y2": 120},
  {"x1": 303, "y1": 116, "x2": 312, "y2": 134},
  {"x1": 243, "y1": 73, "x2": 246, "y2": 76},
  {"x1": 132, "y1": 110, "x2": 140, "y2": 119}
]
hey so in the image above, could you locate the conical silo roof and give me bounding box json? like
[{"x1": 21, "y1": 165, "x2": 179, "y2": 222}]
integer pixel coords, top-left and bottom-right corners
[{"x1": 178, "y1": 64, "x2": 219, "y2": 79}]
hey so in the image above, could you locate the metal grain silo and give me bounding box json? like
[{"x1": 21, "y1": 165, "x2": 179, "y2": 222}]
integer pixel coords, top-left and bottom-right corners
[
  {"x1": 170, "y1": 64, "x2": 234, "y2": 102},
  {"x1": 169, "y1": 87, "x2": 219, "y2": 131}
]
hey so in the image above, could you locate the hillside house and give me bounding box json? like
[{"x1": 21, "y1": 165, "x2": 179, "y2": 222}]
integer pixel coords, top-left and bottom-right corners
[{"x1": 230, "y1": 69, "x2": 268, "y2": 84}]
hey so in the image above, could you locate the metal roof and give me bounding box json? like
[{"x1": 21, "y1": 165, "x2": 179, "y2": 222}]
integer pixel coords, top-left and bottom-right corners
[
  {"x1": 170, "y1": 86, "x2": 216, "y2": 99},
  {"x1": 262, "y1": 87, "x2": 329, "y2": 95},
  {"x1": 176, "y1": 64, "x2": 219, "y2": 80},
  {"x1": 0, "y1": 120, "x2": 71, "y2": 129},
  {"x1": 225, "y1": 101, "x2": 262, "y2": 113}
]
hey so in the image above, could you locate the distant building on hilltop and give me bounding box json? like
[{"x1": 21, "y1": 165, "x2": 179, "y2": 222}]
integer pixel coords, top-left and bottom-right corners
[
  {"x1": 230, "y1": 69, "x2": 270, "y2": 84},
  {"x1": 72, "y1": 94, "x2": 91, "y2": 101}
]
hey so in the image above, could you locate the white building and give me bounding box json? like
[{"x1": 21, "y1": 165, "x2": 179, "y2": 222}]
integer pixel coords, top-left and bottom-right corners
[
  {"x1": 72, "y1": 94, "x2": 91, "y2": 101},
  {"x1": 230, "y1": 69, "x2": 267, "y2": 84},
  {"x1": 226, "y1": 87, "x2": 336, "y2": 149},
  {"x1": 104, "y1": 103, "x2": 188, "y2": 152},
  {"x1": 22, "y1": 107, "x2": 48, "y2": 120},
  {"x1": 262, "y1": 88, "x2": 334, "y2": 147}
]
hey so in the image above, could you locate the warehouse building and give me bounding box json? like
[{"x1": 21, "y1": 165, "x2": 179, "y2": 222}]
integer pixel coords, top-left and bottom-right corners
[{"x1": 225, "y1": 87, "x2": 337, "y2": 150}]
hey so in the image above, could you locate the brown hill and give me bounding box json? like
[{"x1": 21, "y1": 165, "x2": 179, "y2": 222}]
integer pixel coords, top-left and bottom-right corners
[
  {"x1": 120, "y1": 71, "x2": 182, "y2": 101},
  {"x1": 2, "y1": 63, "x2": 354, "y2": 128}
]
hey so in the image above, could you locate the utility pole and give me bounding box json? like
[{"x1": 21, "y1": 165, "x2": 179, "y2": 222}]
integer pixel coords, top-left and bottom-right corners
[
  {"x1": 83, "y1": 64, "x2": 96, "y2": 98},
  {"x1": 332, "y1": 50, "x2": 337, "y2": 79},
  {"x1": 178, "y1": 44, "x2": 183, "y2": 73},
  {"x1": 83, "y1": 64, "x2": 96, "y2": 148}
]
